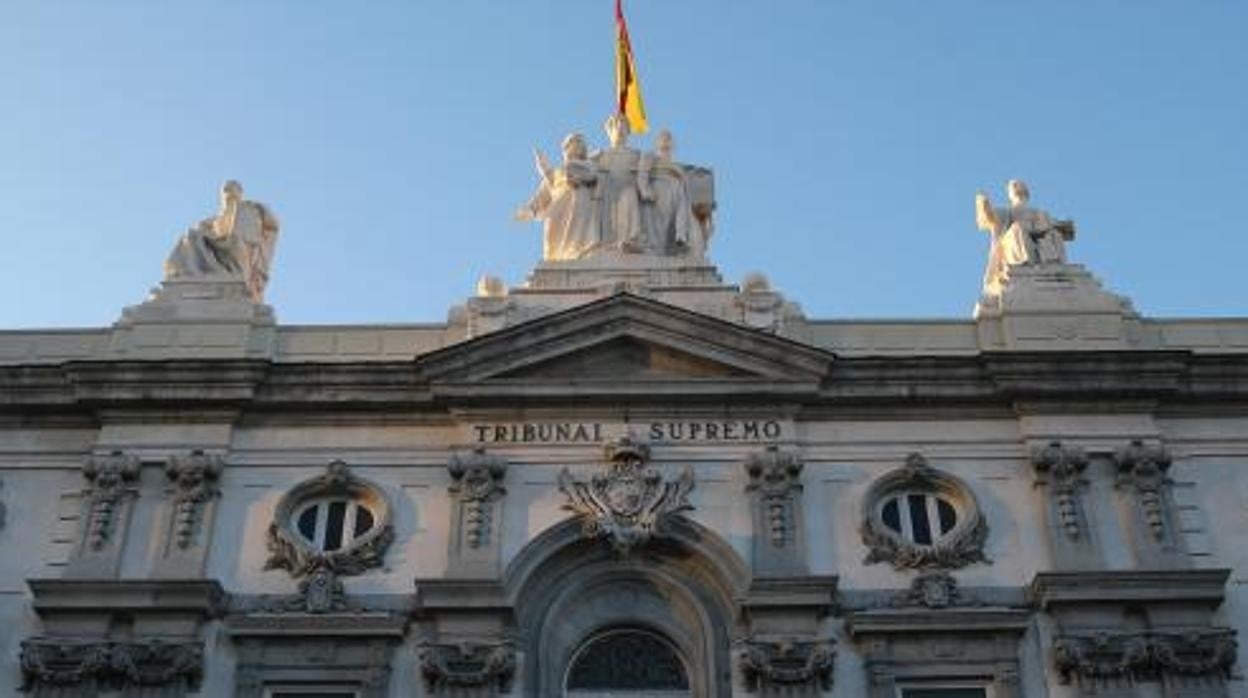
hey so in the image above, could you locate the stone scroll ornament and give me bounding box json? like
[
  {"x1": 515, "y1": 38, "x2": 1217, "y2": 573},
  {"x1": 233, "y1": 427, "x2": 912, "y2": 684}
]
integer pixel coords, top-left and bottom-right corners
[
  {"x1": 82, "y1": 451, "x2": 141, "y2": 551},
  {"x1": 745, "y1": 446, "x2": 803, "y2": 549},
  {"x1": 1114, "y1": 440, "x2": 1174, "y2": 542},
  {"x1": 860, "y1": 453, "x2": 990, "y2": 570},
  {"x1": 265, "y1": 460, "x2": 394, "y2": 578},
  {"x1": 558, "y1": 435, "x2": 694, "y2": 556},
  {"x1": 165, "y1": 450, "x2": 223, "y2": 549},
  {"x1": 448, "y1": 448, "x2": 508, "y2": 549},
  {"x1": 1031, "y1": 441, "x2": 1090, "y2": 540}
]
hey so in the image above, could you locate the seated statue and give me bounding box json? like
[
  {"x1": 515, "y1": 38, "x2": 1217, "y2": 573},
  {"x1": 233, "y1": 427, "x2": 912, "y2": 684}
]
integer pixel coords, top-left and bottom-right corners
[
  {"x1": 975, "y1": 179, "x2": 1075, "y2": 295},
  {"x1": 163, "y1": 180, "x2": 280, "y2": 302}
]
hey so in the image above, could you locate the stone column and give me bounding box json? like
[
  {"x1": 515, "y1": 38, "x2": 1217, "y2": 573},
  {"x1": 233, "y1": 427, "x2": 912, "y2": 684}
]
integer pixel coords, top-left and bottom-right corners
[
  {"x1": 744, "y1": 446, "x2": 806, "y2": 576},
  {"x1": 66, "y1": 451, "x2": 141, "y2": 578},
  {"x1": 1031, "y1": 441, "x2": 1099, "y2": 569},
  {"x1": 446, "y1": 448, "x2": 508, "y2": 578}
]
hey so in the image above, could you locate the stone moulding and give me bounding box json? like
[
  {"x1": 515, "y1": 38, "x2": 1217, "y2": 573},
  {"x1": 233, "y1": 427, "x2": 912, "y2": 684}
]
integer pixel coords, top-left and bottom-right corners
[
  {"x1": 1053, "y1": 629, "x2": 1237, "y2": 683},
  {"x1": 745, "y1": 445, "x2": 803, "y2": 549},
  {"x1": 1031, "y1": 441, "x2": 1089, "y2": 539},
  {"x1": 165, "y1": 449, "x2": 223, "y2": 549},
  {"x1": 419, "y1": 642, "x2": 516, "y2": 693},
  {"x1": 860, "y1": 453, "x2": 989, "y2": 570},
  {"x1": 448, "y1": 447, "x2": 508, "y2": 549},
  {"x1": 20, "y1": 638, "x2": 203, "y2": 690},
  {"x1": 737, "y1": 638, "x2": 835, "y2": 692},
  {"x1": 82, "y1": 450, "x2": 141, "y2": 550},
  {"x1": 558, "y1": 434, "x2": 694, "y2": 555},
  {"x1": 265, "y1": 460, "x2": 394, "y2": 578}
]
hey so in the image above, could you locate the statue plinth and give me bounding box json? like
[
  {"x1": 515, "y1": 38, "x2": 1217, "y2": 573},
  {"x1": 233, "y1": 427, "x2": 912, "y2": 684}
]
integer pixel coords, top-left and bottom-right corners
[
  {"x1": 975, "y1": 263, "x2": 1140, "y2": 350},
  {"x1": 108, "y1": 277, "x2": 276, "y2": 359}
]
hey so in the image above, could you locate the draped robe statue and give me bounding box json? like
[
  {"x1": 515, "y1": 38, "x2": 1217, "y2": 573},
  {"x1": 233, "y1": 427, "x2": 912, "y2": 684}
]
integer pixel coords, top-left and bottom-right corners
[
  {"x1": 975, "y1": 179, "x2": 1075, "y2": 295},
  {"x1": 644, "y1": 130, "x2": 702, "y2": 256},
  {"x1": 516, "y1": 134, "x2": 601, "y2": 261},
  {"x1": 163, "y1": 180, "x2": 280, "y2": 302},
  {"x1": 591, "y1": 113, "x2": 651, "y2": 252}
]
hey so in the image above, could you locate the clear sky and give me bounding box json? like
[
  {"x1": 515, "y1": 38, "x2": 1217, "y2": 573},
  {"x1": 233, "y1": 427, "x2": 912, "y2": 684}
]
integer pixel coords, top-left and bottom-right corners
[{"x1": 2, "y1": 1, "x2": 1245, "y2": 328}]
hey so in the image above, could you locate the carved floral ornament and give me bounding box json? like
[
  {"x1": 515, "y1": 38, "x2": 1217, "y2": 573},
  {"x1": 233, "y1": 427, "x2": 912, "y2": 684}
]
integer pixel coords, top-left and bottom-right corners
[
  {"x1": 1115, "y1": 440, "x2": 1173, "y2": 541},
  {"x1": 448, "y1": 447, "x2": 508, "y2": 549},
  {"x1": 558, "y1": 434, "x2": 694, "y2": 556},
  {"x1": 165, "y1": 450, "x2": 223, "y2": 549},
  {"x1": 861, "y1": 453, "x2": 989, "y2": 570},
  {"x1": 265, "y1": 460, "x2": 394, "y2": 578},
  {"x1": 1053, "y1": 629, "x2": 1237, "y2": 683},
  {"x1": 82, "y1": 451, "x2": 141, "y2": 551},
  {"x1": 419, "y1": 642, "x2": 515, "y2": 693},
  {"x1": 1030, "y1": 441, "x2": 1090, "y2": 539},
  {"x1": 737, "y1": 638, "x2": 835, "y2": 692},
  {"x1": 20, "y1": 638, "x2": 203, "y2": 690},
  {"x1": 745, "y1": 446, "x2": 803, "y2": 548}
]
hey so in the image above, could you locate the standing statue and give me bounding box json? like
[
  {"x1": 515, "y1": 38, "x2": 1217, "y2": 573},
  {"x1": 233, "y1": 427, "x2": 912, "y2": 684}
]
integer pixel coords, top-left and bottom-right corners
[
  {"x1": 975, "y1": 180, "x2": 1075, "y2": 295},
  {"x1": 592, "y1": 114, "x2": 652, "y2": 253},
  {"x1": 163, "y1": 180, "x2": 280, "y2": 302},
  {"x1": 516, "y1": 133, "x2": 601, "y2": 261},
  {"x1": 644, "y1": 130, "x2": 702, "y2": 256}
]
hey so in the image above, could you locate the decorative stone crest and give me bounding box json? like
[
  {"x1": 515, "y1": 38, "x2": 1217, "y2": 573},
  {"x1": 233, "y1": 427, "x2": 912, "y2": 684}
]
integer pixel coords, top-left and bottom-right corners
[
  {"x1": 745, "y1": 446, "x2": 803, "y2": 548},
  {"x1": 448, "y1": 448, "x2": 507, "y2": 549},
  {"x1": 890, "y1": 571, "x2": 967, "y2": 609},
  {"x1": 165, "y1": 450, "x2": 223, "y2": 549},
  {"x1": 738, "y1": 638, "x2": 835, "y2": 692},
  {"x1": 419, "y1": 642, "x2": 516, "y2": 693},
  {"x1": 82, "y1": 451, "x2": 141, "y2": 550},
  {"x1": 1031, "y1": 441, "x2": 1090, "y2": 539},
  {"x1": 861, "y1": 453, "x2": 989, "y2": 570},
  {"x1": 265, "y1": 460, "x2": 394, "y2": 578},
  {"x1": 1115, "y1": 440, "x2": 1174, "y2": 541},
  {"x1": 1053, "y1": 630, "x2": 1237, "y2": 683},
  {"x1": 558, "y1": 435, "x2": 694, "y2": 556},
  {"x1": 20, "y1": 638, "x2": 203, "y2": 690}
]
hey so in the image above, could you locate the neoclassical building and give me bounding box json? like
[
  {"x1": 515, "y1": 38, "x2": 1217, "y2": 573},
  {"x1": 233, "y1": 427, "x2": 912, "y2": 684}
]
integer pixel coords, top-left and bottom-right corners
[{"x1": 2, "y1": 131, "x2": 1247, "y2": 698}]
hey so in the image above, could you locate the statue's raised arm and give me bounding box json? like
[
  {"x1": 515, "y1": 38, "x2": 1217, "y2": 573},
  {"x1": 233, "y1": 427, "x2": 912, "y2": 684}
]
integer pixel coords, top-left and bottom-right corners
[{"x1": 975, "y1": 191, "x2": 1000, "y2": 234}]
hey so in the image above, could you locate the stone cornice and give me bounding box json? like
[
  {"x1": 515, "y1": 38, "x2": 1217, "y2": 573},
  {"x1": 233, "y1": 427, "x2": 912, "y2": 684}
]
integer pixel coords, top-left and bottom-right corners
[
  {"x1": 846, "y1": 607, "x2": 1031, "y2": 637},
  {"x1": 1029, "y1": 569, "x2": 1231, "y2": 610},
  {"x1": 27, "y1": 578, "x2": 226, "y2": 618},
  {"x1": 2, "y1": 350, "x2": 1248, "y2": 414}
]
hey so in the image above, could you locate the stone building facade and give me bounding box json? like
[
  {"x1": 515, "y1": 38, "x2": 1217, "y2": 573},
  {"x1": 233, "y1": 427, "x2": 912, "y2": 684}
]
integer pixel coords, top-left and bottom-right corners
[{"x1": 2, "y1": 160, "x2": 1248, "y2": 698}]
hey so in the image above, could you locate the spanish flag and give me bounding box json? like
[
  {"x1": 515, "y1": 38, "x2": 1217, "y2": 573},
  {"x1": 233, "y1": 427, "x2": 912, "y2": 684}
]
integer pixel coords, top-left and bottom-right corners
[{"x1": 615, "y1": 0, "x2": 648, "y2": 134}]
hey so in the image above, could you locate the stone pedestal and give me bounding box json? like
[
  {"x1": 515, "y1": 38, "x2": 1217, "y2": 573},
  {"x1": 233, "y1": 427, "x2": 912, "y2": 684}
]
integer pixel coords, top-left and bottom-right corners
[
  {"x1": 108, "y1": 278, "x2": 276, "y2": 359},
  {"x1": 975, "y1": 263, "x2": 1140, "y2": 351}
]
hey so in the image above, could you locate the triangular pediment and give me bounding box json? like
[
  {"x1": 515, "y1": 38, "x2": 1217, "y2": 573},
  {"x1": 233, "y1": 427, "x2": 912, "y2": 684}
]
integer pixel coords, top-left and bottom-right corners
[{"x1": 415, "y1": 294, "x2": 834, "y2": 390}]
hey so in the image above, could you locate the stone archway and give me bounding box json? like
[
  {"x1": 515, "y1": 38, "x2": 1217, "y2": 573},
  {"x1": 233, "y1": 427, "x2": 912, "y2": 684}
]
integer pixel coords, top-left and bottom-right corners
[
  {"x1": 565, "y1": 627, "x2": 691, "y2": 697},
  {"x1": 505, "y1": 518, "x2": 749, "y2": 697}
]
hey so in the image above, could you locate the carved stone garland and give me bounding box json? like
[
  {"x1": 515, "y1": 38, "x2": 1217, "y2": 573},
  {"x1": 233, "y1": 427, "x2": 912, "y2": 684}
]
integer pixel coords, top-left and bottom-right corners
[
  {"x1": 1031, "y1": 441, "x2": 1089, "y2": 540},
  {"x1": 558, "y1": 435, "x2": 694, "y2": 556},
  {"x1": 21, "y1": 638, "x2": 203, "y2": 690},
  {"x1": 861, "y1": 453, "x2": 989, "y2": 570},
  {"x1": 745, "y1": 446, "x2": 803, "y2": 548},
  {"x1": 1053, "y1": 630, "x2": 1237, "y2": 684},
  {"x1": 738, "y1": 638, "x2": 835, "y2": 692},
  {"x1": 82, "y1": 451, "x2": 141, "y2": 550},
  {"x1": 265, "y1": 460, "x2": 394, "y2": 578},
  {"x1": 419, "y1": 642, "x2": 516, "y2": 693},
  {"x1": 448, "y1": 448, "x2": 507, "y2": 549},
  {"x1": 166, "y1": 450, "x2": 223, "y2": 549},
  {"x1": 1114, "y1": 440, "x2": 1173, "y2": 542}
]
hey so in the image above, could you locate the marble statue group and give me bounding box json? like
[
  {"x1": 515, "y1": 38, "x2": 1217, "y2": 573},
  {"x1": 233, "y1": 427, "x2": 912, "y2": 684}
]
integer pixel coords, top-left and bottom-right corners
[
  {"x1": 163, "y1": 180, "x2": 280, "y2": 303},
  {"x1": 516, "y1": 115, "x2": 714, "y2": 262}
]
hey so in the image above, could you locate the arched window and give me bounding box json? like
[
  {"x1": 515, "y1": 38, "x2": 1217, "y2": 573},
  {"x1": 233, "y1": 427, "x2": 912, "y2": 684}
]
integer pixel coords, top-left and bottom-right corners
[{"x1": 565, "y1": 629, "x2": 690, "y2": 697}]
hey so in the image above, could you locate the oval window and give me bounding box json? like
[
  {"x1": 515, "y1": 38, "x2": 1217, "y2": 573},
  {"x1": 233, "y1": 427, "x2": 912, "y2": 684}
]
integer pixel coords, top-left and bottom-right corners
[{"x1": 293, "y1": 497, "x2": 379, "y2": 552}]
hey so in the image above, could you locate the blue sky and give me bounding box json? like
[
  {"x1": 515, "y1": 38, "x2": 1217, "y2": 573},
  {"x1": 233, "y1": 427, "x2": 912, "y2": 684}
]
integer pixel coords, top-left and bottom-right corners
[{"x1": 2, "y1": 1, "x2": 1245, "y2": 327}]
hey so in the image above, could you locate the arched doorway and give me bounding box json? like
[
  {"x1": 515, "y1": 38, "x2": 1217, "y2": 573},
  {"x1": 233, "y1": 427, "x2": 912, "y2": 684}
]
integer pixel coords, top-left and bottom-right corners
[
  {"x1": 505, "y1": 518, "x2": 749, "y2": 696},
  {"x1": 565, "y1": 628, "x2": 691, "y2": 697}
]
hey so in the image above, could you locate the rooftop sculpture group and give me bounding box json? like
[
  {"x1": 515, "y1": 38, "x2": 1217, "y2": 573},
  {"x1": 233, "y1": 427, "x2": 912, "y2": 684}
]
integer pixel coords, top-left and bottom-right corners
[{"x1": 517, "y1": 115, "x2": 714, "y2": 262}]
